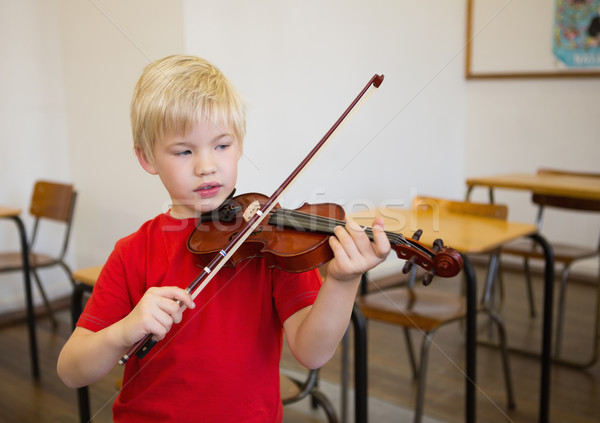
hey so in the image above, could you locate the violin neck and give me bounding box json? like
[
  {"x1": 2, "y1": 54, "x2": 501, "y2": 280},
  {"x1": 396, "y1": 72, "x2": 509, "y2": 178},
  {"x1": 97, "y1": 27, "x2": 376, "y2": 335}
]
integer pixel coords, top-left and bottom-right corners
[
  {"x1": 269, "y1": 208, "x2": 436, "y2": 261},
  {"x1": 269, "y1": 209, "x2": 402, "y2": 244}
]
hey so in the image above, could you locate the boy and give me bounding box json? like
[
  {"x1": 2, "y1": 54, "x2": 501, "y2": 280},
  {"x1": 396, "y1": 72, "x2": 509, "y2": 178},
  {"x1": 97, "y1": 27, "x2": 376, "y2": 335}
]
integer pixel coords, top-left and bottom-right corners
[{"x1": 57, "y1": 55, "x2": 390, "y2": 422}]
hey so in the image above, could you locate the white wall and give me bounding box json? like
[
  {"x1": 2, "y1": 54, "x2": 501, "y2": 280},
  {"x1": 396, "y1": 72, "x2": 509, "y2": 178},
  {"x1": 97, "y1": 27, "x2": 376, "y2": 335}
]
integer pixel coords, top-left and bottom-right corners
[
  {"x1": 0, "y1": 0, "x2": 184, "y2": 312},
  {"x1": 57, "y1": 0, "x2": 185, "y2": 267},
  {"x1": 0, "y1": 1, "x2": 598, "y2": 313},
  {"x1": 465, "y1": 70, "x2": 600, "y2": 276},
  {"x1": 0, "y1": 0, "x2": 71, "y2": 311},
  {"x1": 182, "y1": 0, "x2": 467, "y2": 212}
]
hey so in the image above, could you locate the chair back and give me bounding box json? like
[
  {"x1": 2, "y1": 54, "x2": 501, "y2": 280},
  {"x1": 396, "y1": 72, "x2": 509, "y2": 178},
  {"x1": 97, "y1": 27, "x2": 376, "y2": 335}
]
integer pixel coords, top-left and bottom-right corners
[
  {"x1": 532, "y1": 194, "x2": 600, "y2": 213},
  {"x1": 28, "y1": 180, "x2": 77, "y2": 259},
  {"x1": 534, "y1": 168, "x2": 600, "y2": 213},
  {"x1": 30, "y1": 181, "x2": 75, "y2": 222},
  {"x1": 412, "y1": 196, "x2": 508, "y2": 220},
  {"x1": 536, "y1": 168, "x2": 600, "y2": 179},
  {"x1": 532, "y1": 169, "x2": 600, "y2": 250}
]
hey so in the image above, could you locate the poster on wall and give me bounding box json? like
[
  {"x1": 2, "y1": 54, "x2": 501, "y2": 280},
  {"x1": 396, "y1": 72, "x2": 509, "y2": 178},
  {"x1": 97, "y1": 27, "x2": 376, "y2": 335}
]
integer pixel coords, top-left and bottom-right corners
[{"x1": 553, "y1": 0, "x2": 600, "y2": 68}]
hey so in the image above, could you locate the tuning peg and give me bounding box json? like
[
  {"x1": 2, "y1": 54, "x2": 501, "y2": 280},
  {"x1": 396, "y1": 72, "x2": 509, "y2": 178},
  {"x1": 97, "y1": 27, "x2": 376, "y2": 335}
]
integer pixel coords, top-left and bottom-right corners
[
  {"x1": 412, "y1": 229, "x2": 423, "y2": 241},
  {"x1": 402, "y1": 257, "x2": 417, "y2": 274},
  {"x1": 422, "y1": 271, "x2": 435, "y2": 286},
  {"x1": 433, "y1": 238, "x2": 444, "y2": 253}
]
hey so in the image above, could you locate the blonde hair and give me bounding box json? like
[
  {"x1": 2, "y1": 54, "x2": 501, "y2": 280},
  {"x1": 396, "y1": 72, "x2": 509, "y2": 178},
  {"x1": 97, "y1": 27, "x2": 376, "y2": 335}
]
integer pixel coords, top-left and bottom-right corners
[{"x1": 131, "y1": 55, "x2": 246, "y2": 161}]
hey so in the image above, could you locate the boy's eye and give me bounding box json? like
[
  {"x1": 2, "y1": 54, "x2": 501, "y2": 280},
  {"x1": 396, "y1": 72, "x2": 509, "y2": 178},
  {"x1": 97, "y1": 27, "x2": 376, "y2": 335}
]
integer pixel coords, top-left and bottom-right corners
[
  {"x1": 176, "y1": 150, "x2": 192, "y2": 156},
  {"x1": 216, "y1": 144, "x2": 229, "y2": 151}
]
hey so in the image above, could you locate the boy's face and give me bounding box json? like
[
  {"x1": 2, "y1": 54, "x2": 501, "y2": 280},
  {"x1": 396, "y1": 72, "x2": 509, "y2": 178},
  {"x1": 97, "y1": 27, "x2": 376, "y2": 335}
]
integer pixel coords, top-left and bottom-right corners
[{"x1": 137, "y1": 118, "x2": 242, "y2": 219}]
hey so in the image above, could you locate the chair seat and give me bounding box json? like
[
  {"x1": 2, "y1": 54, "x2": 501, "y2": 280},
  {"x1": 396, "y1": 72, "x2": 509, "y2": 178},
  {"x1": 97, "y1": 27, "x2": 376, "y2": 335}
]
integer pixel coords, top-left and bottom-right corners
[
  {"x1": 0, "y1": 252, "x2": 59, "y2": 271},
  {"x1": 502, "y1": 239, "x2": 598, "y2": 264},
  {"x1": 357, "y1": 287, "x2": 466, "y2": 332},
  {"x1": 280, "y1": 374, "x2": 302, "y2": 402},
  {"x1": 72, "y1": 266, "x2": 102, "y2": 288}
]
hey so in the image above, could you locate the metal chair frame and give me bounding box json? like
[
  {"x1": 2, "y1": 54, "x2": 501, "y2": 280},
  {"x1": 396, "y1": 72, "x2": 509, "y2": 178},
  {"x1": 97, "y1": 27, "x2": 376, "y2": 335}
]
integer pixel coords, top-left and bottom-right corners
[
  {"x1": 0, "y1": 180, "x2": 76, "y2": 327},
  {"x1": 281, "y1": 368, "x2": 338, "y2": 422}
]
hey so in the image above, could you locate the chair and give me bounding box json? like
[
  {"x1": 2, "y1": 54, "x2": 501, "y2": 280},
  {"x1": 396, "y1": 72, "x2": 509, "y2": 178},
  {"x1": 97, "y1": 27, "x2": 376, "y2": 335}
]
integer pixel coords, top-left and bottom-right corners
[
  {"x1": 501, "y1": 168, "x2": 600, "y2": 368},
  {"x1": 0, "y1": 180, "x2": 76, "y2": 327},
  {"x1": 71, "y1": 266, "x2": 337, "y2": 423},
  {"x1": 355, "y1": 197, "x2": 515, "y2": 423},
  {"x1": 281, "y1": 369, "x2": 338, "y2": 422}
]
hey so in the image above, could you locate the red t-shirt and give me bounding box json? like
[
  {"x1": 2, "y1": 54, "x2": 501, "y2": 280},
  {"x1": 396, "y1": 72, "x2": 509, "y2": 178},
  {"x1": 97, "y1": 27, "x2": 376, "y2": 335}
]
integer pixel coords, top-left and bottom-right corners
[{"x1": 77, "y1": 213, "x2": 322, "y2": 422}]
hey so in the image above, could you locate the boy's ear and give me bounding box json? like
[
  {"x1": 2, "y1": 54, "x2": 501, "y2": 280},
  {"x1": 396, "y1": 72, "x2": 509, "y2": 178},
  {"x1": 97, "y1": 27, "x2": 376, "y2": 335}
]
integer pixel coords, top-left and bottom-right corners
[{"x1": 135, "y1": 148, "x2": 158, "y2": 175}]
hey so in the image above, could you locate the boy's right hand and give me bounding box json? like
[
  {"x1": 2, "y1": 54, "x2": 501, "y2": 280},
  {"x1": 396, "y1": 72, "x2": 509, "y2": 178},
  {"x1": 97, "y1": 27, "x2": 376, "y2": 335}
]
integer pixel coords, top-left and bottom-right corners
[{"x1": 119, "y1": 286, "x2": 196, "y2": 347}]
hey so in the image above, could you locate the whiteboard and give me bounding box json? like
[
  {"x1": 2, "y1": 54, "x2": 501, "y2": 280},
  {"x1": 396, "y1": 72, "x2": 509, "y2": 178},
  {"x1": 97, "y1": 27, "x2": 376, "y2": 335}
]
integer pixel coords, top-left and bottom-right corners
[{"x1": 465, "y1": 0, "x2": 600, "y2": 78}]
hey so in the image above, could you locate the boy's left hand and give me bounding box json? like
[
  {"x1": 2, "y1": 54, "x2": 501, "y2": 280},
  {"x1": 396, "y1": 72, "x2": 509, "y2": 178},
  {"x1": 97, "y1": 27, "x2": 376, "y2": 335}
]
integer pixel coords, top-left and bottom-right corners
[{"x1": 326, "y1": 217, "x2": 390, "y2": 282}]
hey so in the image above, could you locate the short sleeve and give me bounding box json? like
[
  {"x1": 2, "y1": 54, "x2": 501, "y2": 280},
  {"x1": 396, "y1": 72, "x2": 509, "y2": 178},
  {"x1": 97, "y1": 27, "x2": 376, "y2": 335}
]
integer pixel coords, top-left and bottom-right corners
[
  {"x1": 76, "y1": 246, "x2": 135, "y2": 332},
  {"x1": 272, "y1": 267, "x2": 322, "y2": 324}
]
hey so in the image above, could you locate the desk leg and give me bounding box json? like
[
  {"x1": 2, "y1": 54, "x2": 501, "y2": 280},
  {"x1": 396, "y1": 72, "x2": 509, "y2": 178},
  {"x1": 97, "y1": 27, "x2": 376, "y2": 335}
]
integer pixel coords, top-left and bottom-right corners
[
  {"x1": 352, "y1": 303, "x2": 367, "y2": 423},
  {"x1": 462, "y1": 255, "x2": 477, "y2": 423},
  {"x1": 465, "y1": 186, "x2": 473, "y2": 201},
  {"x1": 528, "y1": 234, "x2": 554, "y2": 423},
  {"x1": 351, "y1": 263, "x2": 477, "y2": 423},
  {"x1": 340, "y1": 329, "x2": 349, "y2": 423},
  {"x1": 72, "y1": 283, "x2": 92, "y2": 423},
  {"x1": 12, "y1": 216, "x2": 39, "y2": 379},
  {"x1": 464, "y1": 186, "x2": 494, "y2": 204}
]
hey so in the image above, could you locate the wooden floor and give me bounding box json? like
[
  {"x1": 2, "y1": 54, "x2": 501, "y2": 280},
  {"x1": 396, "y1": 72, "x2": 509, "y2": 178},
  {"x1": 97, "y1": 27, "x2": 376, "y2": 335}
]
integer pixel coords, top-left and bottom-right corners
[{"x1": 0, "y1": 262, "x2": 599, "y2": 422}]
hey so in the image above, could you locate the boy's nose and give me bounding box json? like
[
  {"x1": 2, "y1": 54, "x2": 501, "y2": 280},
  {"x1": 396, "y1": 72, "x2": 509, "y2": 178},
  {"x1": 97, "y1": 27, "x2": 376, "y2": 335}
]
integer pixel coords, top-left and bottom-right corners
[{"x1": 195, "y1": 155, "x2": 216, "y2": 176}]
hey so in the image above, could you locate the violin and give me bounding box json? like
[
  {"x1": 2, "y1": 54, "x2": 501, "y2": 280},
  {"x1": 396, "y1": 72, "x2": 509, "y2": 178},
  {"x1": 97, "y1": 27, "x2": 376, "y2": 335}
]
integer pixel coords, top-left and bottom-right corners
[
  {"x1": 187, "y1": 191, "x2": 462, "y2": 281},
  {"x1": 119, "y1": 73, "x2": 463, "y2": 365}
]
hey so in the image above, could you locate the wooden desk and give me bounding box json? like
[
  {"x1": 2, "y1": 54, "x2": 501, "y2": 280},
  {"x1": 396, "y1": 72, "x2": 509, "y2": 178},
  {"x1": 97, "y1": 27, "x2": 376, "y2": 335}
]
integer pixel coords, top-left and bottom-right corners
[
  {"x1": 466, "y1": 172, "x2": 600, "y2": 202},
  {"x1": 356, "y1": 207, "x2": 537, "y2": 253},
  {"x1": 0, "y1": 206, "x2": 38, "y2": 379},
  {"x1": 349, "y1": 207, "x2": 553, "y2": 423}
]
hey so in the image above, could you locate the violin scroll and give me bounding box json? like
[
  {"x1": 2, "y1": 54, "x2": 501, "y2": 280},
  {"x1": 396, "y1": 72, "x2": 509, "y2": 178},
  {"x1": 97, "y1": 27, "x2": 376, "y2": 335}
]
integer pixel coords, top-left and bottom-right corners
[{"x1": 391, "y1": 231, "x2": 463, "y2": 286}]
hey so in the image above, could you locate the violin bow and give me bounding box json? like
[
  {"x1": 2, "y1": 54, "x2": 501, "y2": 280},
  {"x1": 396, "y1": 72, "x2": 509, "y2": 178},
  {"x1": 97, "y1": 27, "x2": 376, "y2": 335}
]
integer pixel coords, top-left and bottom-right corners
[{"x1": 119, "y1": 74, "x2": 385, "y2": 365}]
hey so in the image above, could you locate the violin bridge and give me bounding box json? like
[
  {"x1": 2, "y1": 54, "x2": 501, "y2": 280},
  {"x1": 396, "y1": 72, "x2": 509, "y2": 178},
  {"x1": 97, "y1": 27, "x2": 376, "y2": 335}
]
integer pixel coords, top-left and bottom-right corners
[{"x1": 243, "y1": 200, "x2": 262, "y2": 222}]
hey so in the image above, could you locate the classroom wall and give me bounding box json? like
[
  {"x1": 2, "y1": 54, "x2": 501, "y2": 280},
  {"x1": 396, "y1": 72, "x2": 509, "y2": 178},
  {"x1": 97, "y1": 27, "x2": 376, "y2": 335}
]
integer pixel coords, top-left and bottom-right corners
[
  {"x1": 180, "y1": 0, "x2": 467, "y2": 236},
  {"x1": 465, "y1": 79, "x2": 600, "y2": 255},
  {"x1": 0, "y1": 0, "x2": 598, "y2": 313},
  {"x1": 0, "y1": 1, "x2": 72, "y2": 311},
  {"x1": 0, "y1": 0, "x2": 185, "y2": 312}
]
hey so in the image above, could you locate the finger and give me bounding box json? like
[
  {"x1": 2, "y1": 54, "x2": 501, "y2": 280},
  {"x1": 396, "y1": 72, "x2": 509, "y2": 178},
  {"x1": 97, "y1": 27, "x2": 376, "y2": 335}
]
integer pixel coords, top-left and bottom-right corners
[
  {"x1": 328, "y1": 233, "x2": 349, "y2": 261},
  {"x1": 346, "y1": 217, "x2": 390, "y2": 260},
  {"x1": 345, "y1": 219, "x2": 373, "y2": 254},
  {"x1": 157, "y1": 297, "x2": 184, "y2": 320},
  {"x1": 153, "y1": 299, "x2": 190, "y2": 340},
  {"x1": 332, "y1": 224, "x2": 360, "y2": 259},
  {"x1": 144, "y1": 312, "x2": 171, "y2": 341},
  {"x1": 173, "y1": 291, "x2": 195, "y2": 310},
  {"x1": 137, "y1": 287, "x2": 192, "y2": 338},
  {"x1": 370, "y1": 217, "x2": 391, "y2": 259},
  {"x1": 168, "y1": 305, "x2": 185, "y2": 325},
  {"x1": 155, "y1": 286, "x2": 196, "y2": 310},
  {"x1": 340, "y1": 219, "x2": 383, "y2": 264}
]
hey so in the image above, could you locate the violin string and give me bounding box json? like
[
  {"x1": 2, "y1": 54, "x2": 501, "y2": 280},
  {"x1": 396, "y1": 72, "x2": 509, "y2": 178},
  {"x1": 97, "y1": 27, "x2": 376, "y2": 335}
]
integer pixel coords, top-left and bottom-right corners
[
  {"x1": 299, "y1": 210, "x2": 434, "y2": 258},
  {"x1": 274, "y1": 208, "x2": 406, "y2": 244},
  {"x1": 271, "y1": 208, "x2": 433, "y2": 257}
]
